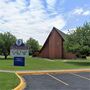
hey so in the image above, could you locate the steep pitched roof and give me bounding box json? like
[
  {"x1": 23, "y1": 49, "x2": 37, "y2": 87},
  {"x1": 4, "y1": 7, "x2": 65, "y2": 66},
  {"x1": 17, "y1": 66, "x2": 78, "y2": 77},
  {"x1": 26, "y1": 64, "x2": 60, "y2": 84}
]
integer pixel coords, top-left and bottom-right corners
[
  {"x1": 53, "y1": 27, "x2": 66, "y2": 39},
  {"x1": 39, "y1": 27, "x2": 66, "y2": 53}
]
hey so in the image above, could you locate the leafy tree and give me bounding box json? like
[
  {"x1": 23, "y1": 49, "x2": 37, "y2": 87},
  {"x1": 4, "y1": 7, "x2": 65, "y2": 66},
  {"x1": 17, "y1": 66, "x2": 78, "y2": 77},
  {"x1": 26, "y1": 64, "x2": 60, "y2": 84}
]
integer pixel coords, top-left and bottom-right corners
[
  {"x1": 0, "y1": 32, "x2": 16, "y2": 59},
  {"x1": 26, "y1": 38, "x2": 40, "y2": 55},
  {"x1": 64, "y1": 22, "x2": 90, "y2": 57}
]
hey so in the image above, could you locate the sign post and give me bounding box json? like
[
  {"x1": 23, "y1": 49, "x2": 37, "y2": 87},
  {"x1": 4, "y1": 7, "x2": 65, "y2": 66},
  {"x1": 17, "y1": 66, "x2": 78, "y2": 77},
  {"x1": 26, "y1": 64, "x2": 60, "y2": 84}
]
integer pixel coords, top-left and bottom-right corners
[{"x1": 10, "y1": 39, "x2": 29, "y2": 66}]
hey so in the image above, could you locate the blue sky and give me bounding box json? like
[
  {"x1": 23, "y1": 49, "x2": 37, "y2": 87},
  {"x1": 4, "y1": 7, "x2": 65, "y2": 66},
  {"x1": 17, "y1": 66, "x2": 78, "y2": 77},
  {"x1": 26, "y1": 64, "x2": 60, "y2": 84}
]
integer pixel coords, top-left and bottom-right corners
[{"x1": 0, "y1": 0, "x2": 90, "y2": 45}]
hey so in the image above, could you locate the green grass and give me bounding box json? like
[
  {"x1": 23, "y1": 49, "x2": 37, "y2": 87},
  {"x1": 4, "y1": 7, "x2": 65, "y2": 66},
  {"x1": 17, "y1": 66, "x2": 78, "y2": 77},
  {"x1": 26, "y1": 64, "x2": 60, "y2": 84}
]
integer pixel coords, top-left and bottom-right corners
[
  {"x1": 0, "y1": 72, "x2": 20, "y2": 90},
  {"x1": 0, "y1": 56, "x2": 90, "y2": 70}
]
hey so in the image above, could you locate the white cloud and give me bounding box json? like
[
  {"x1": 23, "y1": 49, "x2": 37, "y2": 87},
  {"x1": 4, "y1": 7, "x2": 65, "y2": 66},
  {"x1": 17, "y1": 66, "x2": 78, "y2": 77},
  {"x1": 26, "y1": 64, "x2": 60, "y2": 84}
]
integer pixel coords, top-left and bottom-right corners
[
  {"x1": 46, "y1": 0, "x2": 56, "y2": 9},
  {"x1": 0, "y1": 0, "x2": 66, "y2": 45},
  {"x1": 73, "y1": 8, "x2": 83, "y2": 15},
  {"x1": 72, "y1": 8, "x2": 90, "y2": 16},
  {"x1": 83, "y1": 10, "x2": 90, "y2": 16}
]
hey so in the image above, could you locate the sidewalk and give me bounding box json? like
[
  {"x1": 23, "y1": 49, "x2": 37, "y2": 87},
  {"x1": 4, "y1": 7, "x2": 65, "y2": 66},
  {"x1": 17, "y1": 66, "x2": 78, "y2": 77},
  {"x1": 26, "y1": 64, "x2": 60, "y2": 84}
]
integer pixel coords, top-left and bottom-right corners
[
  {"x1": 0, "y1": 70, "x2": 15, "y2": 73},
  {"x1": 16, "y1": 68, "x2": 90, "y2": 75},
  {"x1": 1, "y1": 68, "x2": 90, "y2": 74}
]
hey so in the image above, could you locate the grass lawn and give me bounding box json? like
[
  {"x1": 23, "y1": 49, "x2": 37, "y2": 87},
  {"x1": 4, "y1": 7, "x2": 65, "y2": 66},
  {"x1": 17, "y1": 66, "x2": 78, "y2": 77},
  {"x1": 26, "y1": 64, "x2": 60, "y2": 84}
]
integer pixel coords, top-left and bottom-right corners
[
  {"x1": 0, "y1": 72, "x2": 20, "y2": 90},
  {"x1": 0, "y1": 56, "x2": 90, "y2": 70}
]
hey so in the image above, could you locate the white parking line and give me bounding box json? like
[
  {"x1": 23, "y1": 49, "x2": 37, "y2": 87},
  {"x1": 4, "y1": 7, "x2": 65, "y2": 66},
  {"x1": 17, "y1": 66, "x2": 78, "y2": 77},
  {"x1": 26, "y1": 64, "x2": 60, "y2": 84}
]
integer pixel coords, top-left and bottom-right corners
[
  {"x1": 70, "y1": 73, "x2": 90, "y2": 80},
  {"x1": 47, "y1": 74, "x2": 69, "y2": 86}
]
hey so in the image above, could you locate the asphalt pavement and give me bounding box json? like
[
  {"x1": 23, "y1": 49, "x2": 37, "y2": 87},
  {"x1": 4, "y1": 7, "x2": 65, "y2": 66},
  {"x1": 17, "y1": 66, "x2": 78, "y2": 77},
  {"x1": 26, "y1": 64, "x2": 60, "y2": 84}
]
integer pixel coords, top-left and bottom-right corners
[{"x1": 23, "y1": 72, "x2": 90, "y2": 90}]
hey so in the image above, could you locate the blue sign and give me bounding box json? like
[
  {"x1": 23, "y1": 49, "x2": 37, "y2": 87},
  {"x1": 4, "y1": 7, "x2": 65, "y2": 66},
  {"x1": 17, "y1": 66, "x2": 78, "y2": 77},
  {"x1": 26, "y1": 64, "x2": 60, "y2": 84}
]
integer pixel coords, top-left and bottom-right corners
[{"x1": 14, "y1": 57, "x2": 25, "y2": 66}]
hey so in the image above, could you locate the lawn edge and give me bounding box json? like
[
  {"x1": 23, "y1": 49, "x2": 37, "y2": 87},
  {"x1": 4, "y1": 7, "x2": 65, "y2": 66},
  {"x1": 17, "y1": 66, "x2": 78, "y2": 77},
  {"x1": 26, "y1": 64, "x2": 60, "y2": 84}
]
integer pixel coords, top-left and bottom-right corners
[
  {"x1": 13, "y1": 73, "x2": 26, "y2": 90},
  {"x1": 16, "y1": 69, "x2": 90, "y2": 75}
]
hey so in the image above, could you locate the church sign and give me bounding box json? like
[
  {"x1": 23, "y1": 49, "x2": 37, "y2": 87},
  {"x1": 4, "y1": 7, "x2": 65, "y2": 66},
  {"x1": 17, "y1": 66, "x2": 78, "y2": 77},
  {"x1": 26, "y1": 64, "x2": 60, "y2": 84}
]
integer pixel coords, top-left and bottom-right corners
[
  {"x1": 10, "y1": 49, "x2": 29, "y2": 57},
  {"x1": 10, "y1": 39, "x2": 29, "y2": 66}
]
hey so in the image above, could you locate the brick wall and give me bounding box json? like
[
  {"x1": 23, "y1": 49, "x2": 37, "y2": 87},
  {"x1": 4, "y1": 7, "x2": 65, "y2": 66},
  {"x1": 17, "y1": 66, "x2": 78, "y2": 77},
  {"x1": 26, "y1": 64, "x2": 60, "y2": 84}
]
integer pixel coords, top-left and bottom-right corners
[{"x1": 63, "y1": 51, "x2": 76, "y2": 59}]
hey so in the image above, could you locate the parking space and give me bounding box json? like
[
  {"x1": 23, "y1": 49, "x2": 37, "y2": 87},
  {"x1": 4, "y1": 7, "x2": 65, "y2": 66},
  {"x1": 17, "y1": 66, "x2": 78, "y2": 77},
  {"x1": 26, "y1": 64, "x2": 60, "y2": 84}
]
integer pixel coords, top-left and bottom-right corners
[{"x1": 23, "y1": 72, "x2": 90, "y2": 90}]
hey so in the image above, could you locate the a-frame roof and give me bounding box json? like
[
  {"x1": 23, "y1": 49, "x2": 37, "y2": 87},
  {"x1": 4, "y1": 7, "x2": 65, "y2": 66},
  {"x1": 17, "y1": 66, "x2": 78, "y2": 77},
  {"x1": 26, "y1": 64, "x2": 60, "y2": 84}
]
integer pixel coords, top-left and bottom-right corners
[
  {"x1": 39, "y1": 27, "x2": 66, "y2": 53},
  {"x1": 53, "y1": 27, "x2": 66, "y2": 39}
]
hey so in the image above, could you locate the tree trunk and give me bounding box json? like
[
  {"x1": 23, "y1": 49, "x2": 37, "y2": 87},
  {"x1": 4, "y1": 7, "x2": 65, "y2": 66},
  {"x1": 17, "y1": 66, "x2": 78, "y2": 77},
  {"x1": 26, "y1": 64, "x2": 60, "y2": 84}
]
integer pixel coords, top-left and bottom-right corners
[{"x1": 5, "y1": 55, "x2": 7, "y2": 59}]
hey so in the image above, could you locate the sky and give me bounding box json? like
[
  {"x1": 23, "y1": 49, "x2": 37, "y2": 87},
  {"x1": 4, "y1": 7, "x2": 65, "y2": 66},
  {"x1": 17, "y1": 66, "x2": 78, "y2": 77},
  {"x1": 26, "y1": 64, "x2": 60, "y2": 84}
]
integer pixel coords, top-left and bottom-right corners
[{"x1": 0, "y1": 0, "x2": 90, "y2": 45}]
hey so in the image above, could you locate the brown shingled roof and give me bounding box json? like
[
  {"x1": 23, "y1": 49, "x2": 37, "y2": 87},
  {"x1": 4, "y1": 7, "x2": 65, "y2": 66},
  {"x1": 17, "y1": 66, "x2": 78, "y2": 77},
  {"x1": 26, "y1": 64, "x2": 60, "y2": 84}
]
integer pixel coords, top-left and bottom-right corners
[{"x1": 53, "y1": 27, "x2": 66, "y2": 39}]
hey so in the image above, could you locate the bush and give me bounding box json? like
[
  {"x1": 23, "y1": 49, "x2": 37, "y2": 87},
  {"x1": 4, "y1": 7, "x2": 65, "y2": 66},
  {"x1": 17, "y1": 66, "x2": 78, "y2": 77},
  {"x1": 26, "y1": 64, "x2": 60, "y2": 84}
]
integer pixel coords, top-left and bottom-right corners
[
  {"x1": 80, "y1": 55, "x2": 86, "y2": 59},
  {"x1": 76, "y1": 53, "x2": 86, "y2": 59},
  {"x1": 32, "y1": 51, "x2": 39, "y2": 57},
  {"x1": 76, "y1": 53, "x2": 81, "y2": 58}
]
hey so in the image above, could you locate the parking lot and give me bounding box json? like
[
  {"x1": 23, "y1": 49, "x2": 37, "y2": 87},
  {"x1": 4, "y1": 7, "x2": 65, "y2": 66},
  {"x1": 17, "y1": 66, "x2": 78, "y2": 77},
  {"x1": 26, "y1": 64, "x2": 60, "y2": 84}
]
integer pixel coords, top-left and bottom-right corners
[{"x1": 23, "y1": 72, "x2": 90, "y2": 90}]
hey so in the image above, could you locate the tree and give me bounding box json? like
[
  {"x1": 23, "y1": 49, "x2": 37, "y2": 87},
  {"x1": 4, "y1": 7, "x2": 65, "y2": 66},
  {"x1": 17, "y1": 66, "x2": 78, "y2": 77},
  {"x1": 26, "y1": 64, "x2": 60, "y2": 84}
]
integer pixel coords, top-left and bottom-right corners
[
  {"x1": 26, "y1": 38, "x2": 40, "y2": 55},
  {"x1": 0, "y1": 32, "x2": 16, "y2": 59},
  {"x1": 64, "y1": 22, "x2": 90, "y2": 57}
]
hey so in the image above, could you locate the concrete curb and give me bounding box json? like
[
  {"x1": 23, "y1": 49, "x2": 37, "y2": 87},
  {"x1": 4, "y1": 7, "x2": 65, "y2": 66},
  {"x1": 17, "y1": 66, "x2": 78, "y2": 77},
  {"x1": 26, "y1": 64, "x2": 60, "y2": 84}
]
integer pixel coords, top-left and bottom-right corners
[
  {"x1": 16, "y1": 69, "x2": 90, "y2": 75},
  {"x1": 13, "y1": 73, "x2": 26, "y2": 90}
]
